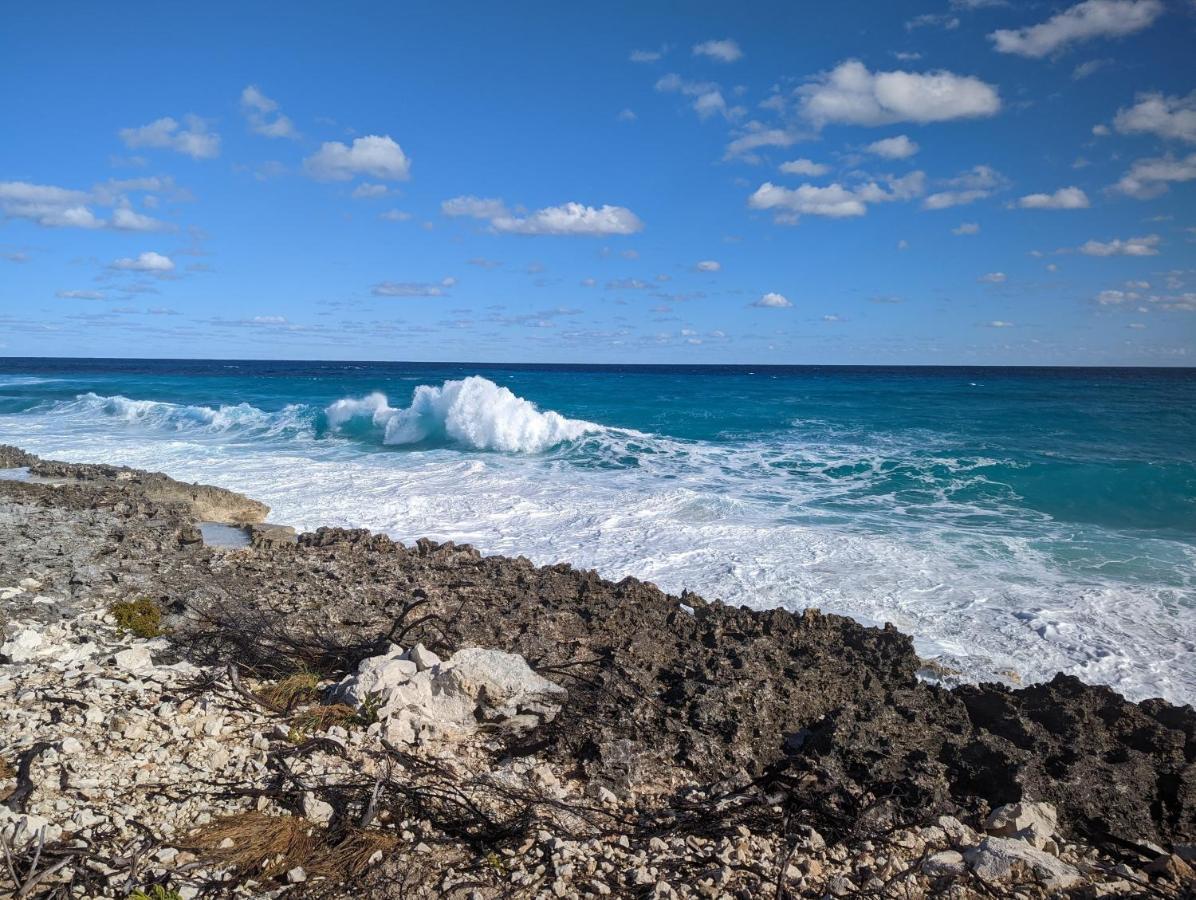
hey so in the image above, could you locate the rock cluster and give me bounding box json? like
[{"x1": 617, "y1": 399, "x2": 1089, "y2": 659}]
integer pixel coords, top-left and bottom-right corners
[{"x1": 3, "y1": 445, "x2": 1195, "y2": 898}]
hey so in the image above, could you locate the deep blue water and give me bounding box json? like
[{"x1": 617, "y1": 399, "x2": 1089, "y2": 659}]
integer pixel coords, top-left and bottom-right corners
[{"x1": 2, "y1": 357, "x2": 1194, "y2": 701}]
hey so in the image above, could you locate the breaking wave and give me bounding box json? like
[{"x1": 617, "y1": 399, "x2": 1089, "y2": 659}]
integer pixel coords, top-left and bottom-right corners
[{"x1": 325, "y1": 376, "x2": 599, "y2": 453}]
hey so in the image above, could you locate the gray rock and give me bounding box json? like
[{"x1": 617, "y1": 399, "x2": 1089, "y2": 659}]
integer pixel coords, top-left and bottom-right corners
[
  {"x1": 965, "y1": 837, "x2": 1081, "y2": 890},
  {"x1": 923, "y1": 849, "x2": 966, "y2": 877}
]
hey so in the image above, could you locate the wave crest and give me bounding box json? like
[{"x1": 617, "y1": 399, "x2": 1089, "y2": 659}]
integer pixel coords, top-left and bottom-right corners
[
  {"x1": 52, "y1": 392, "x2": 308, "y2": 435},
  {"x1": 326, "y1": 376, "x2": 597, "y2": 453}
]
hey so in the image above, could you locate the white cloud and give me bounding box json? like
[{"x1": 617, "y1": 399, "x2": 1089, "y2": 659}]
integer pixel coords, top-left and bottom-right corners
[
  {"x1": 491, "y1": 202, "x2": 644, "y2": 236},
  {"x1": 1079, "y1": 234, "x2": 1160, "y2": 255},
  {"x1": 1072, "y1": 58, "x2": 1111, "y2": 79},
  {"x1": 0, "y1": 180, "x2": 173, "y2": 231},
  {"x1": 240, "y1": 85, "x2": 298, "y2": 139},
  {"x1": 979, "y1": 271, "x2": 1007, "y2": 283},
  {"x1": 1096, "y1": 288, "x2": 1138, "y2": 304},
  {"x1": 351, "y1": 183, "x2": 389, "y2": 199},
  {"x1": 953, "y1": 222, "x2": 981, "y2": 235},
  {"x1": 724, "y1": 126, "x2": 801, "y2": 160},
  {"x1": 56, "y1": 290, "x2": 106, "y2": 300},
  {"x1": 921, "y1": 165, "x2": 1005, "y2": 209},
  {"x1": 990, "y1": 0, "x2": 1163, "y2": 58},
  {"x1": 371, "y1": 281, "x2": 449, "y2": 297},
  {"x1": 695, "y1": 260, "x2": 721, "y2": 272},
  {"x1": 866, "y1": 135, "x2": 919, "y2": 158},
  {"x1": 617, "y1": 108, "x2": 637, "y2": 122},
  {"x1": 1113, "y1": 91, "x2": 1196, "y2": 143},
  {"x1": 798, "y1": 60, "x2": 1000, "y2": 127},
  {"x1": 441, "y1": 196, "x2": 510, "y2": 219},
  {"x1": 379, "y1": 209, "x2": 411, "y2": 221},
  {"x1": 110, "y1": 251, "x2": 174, "y2": 273},
  {"x1": 110, "y1": 207, "x2": 173, "y2": 232},
  {"x1": 119, "y1": 115, "x2": 220, "y2": 159},
  {"x1": 656, "y1": 73, "x2": 736, "y2": 121},
  {"x1": 779, "y1": 158, "x2": 830, "y2": 176},
  {"x1": 630, "y1": 47, "x2": 665, "y2": 63},
  {"x1": 692, "y1": 39, "x2": 743, "y2": 63},
  {"x1": 1016, "y1": 186, "x2": 1090, "y2": 209},
  {"x1": 749, "y1": 171, "x2": 925, "y2": 222},
  {"x1": 986, "y1": 320, "x2": 1014, "y2": 327},
  {"x1": 304, "y1": 135, "x2": 411, "y2": 181},
  {"x1": 753, "y1": 292, "x2": 792, "y2": 308},
  {"x1": 1113, "y1": 153, "x2": 1196, "y2": 198}
]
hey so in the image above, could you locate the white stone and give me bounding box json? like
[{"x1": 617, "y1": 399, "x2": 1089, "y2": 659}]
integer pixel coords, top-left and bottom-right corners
[
  {"x1": 302, "y1": 792, "x2": 334, "y2": 825},
  {"x1": 19, "y1": 578, "x2": 42, "y2": 591},
  {"x1": 965, "y1": 837, "x2": 1081, "y2": 890},
  {"x1": 287, "y1": 866, "x2": 307, "y2": 883},
  {"x1": 1, "y1": 628, "x2": 47, "y2": 663},
  {"x1": 60, "y1": 736, "x2": 84, "y2": 754},
  {"x1": 985, "y1": 801, "x2": 1059, "y2": 850},
  {"x1": 407, "y1": 643, "x2": 441, "y2": 671},
  {"x1": 923, "y1": 850, "x2": 966, "y2": 877},
  {"x1": 113, "y1": 646, "x2": 153, "y2": 671}
]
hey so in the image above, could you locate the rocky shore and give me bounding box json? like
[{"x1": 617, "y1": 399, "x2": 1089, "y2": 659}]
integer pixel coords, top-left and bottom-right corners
[{"x1": 1, "y1": 444, "x2": 1193, "y2": 899}]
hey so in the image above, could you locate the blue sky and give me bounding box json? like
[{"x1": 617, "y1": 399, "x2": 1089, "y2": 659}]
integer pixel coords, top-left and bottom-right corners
[{"x1": 1, "y1": 0, "x2": 1194, "y2": 365}]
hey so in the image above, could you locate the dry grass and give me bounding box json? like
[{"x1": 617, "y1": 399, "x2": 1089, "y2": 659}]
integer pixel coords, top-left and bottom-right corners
[
  {"x1": 257, "y1": 671, "x2": 320, "y2": 710},
  {"x1": 190, "y1": 811, "x2": 399, "y2": 881},
  {"x1": 0, "y1": 756, "x2": 14, "y2": 780},
  {"x1": 290, "y1": 703, "x2": 358, "y2": 734}
]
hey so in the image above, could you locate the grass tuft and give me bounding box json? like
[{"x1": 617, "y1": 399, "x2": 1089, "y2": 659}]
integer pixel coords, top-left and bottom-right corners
[
  {"x1": 129, "y1": 887, "x2": 183, "y2": 900},
  {"x1": 109, "y1": 597, "x2": 165, "y2": 638},
  {"x1": 257, "y1": 670, "x2": 321, "y2": 710}
]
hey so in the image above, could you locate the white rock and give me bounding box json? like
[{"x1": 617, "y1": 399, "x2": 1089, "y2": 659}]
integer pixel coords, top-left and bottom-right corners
[
  {"x1": 287, "y1": 866, "x2": 307, "y2": 883},
  {"x1": 965, "y1": 837, "x2": 1081, "y2": 890},
  {"x1": 0, "y1": 807, "x2": 63, "y2": 848},
  {"x1": 302, "y1": 792, "x2": 334, "y2": 825},
  {"x1": 113, "y1": 646, "x2": 153, "y2": 672},
  {"x1": 19, "y1": 578, "x2": 42, "y2": 591},
  {"x1": 60, "y1": 736, "x2": 84, "y2": 754},
  {"x1": 407, "y1": 643, "x2": 441, "y2": 671},
  {"x1": 923, "y1": 850, "x2": 966, "y2": 877},
  {"x1": 985, "y1": 801, "x2": 1059, "y2": 850},
  {"x1": 1, "y1": 628, "x2": 47, "y2": 663}
]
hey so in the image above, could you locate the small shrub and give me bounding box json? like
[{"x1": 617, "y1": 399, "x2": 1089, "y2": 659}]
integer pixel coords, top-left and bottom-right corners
[
  {"x1": 130, "y1": 887, "x2": 183, "y2": 900},
  {"x1": 109, "y1": 597, "x2": 164, "y2": 638},
  {"x1": 289, "y1": 703, "x2": 358, "y2": 737}
]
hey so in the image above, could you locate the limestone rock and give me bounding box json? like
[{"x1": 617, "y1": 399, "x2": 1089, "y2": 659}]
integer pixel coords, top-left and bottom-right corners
[
  {"x1": 965, "y1": 836, "x2": 1081, "y2": 890},
  {"x1": 923, "y1": 850, "x2": 966, "y2": 877},
  {"x1": 986, "y1": 801, "x2": 1059, "y2": 850},
  {"x1": 113, "y1": 646, "x2": 153, "y2": 671}
]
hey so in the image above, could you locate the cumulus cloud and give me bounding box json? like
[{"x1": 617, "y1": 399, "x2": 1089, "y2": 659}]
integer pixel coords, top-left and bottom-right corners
[
  {"x1": 753, "y1": 292, "x2": 792, "y2": 308},
  {"x1": 1113, "y1": 153, "x2": 1196, "y2": 198},
  {"x1": 240, "y1": 85, "x2": 298, "y2": 139},
  {"x1": 110, "y1": 251, "x2": 174, "y2": 273},
  {"x1": 491, "y1": 202, "x2": 644, "y2": 236},
  {"x1": 953, "y1": 222, "x2": 981, "y2": 235},
  {"x1": 692, "y1": 39, "x2": 743, "y2": 62},
  {"x1": 990, "y1": 0, "x2": 1163, "y2": 58},
  {"x1": 695, "y1": 260, "x2": 721, "y2": 272},
  {"x1": 978, "y1": 272, "x2": 1007, "y2": 283},
  {"x1": 797, "y1": 60, "x2": 1000, "y2": 127},
  {"x1": 921, "y1": 165, "x2": 1006, "y2": 209},
  {"x1": 0, "y1": 180, "x2": 174, "y2": 231},
  {"x1": 1016, "y1": 186, "x2": 1090, "y2": 209},
  {"x1": 119, "y1": 115, "x2": 220, "y2": 159},
  {"x1": 779, "y1": 158, "x2": 830, "y2": 176},
  {"x1": 1079, "y1": 234, "x2": 1160, "y2": 255},
  {"x1": 866, "y1": 135, "x2": 919, "y2": 158},
  {"x1": 304, "y1": 135, "x2": 411, "y2": 181},
  {"x1": 749, "y1": 171, "x2": 925, "y2": 222},
  {"x1": 441, "y1": 196, "x2": 510, "y2": 219},
  {"x1": 1113, "y1": 91, "x2": 1196, "y2": 143}
]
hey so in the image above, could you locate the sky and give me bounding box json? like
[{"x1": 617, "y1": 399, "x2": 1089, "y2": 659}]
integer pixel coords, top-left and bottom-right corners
[{"x1": 1, "y1": 0, "x2": 1195, "y2": 365}]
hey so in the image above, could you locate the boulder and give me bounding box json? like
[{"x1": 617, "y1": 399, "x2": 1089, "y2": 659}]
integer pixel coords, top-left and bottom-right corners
[
  {"x1": 1, "y1": 628, "x2": 47, "y2": 663},
  {"x1": 922, "y1": 850, "x2": 966, "y2": 877},
  {"x1": 965, "y1": 837, "x2": 1081, "y2": 890},
  {"x1": 985, "y1": 801, "x2": 1059, "y2": 850}
]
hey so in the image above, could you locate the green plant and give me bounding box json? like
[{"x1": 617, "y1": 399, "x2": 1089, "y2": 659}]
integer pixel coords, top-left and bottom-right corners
[
  {"x1": 109, "y1": 597, "x2": 164, "y2": 638},
  {"x1": 129, "y1": 886, "x2": 183, "y2": 900}
]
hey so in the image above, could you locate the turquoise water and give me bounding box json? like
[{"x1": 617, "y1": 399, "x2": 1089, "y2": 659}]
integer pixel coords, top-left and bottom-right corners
[{"x1": 1, "y1": 359, "x2": 1194, "y2": 702}]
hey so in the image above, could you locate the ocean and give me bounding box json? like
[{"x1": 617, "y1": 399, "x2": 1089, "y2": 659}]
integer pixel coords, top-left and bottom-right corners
[{"x1": 1, "y1": 358, "x2": 1193, "y2": 704}]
